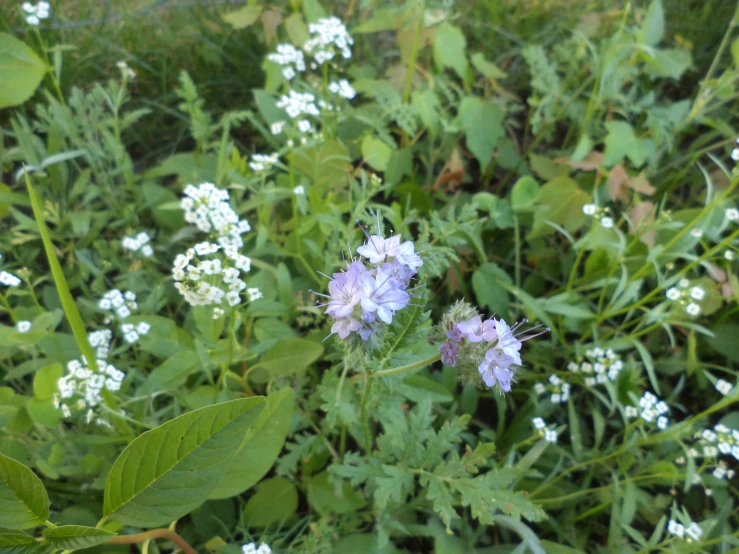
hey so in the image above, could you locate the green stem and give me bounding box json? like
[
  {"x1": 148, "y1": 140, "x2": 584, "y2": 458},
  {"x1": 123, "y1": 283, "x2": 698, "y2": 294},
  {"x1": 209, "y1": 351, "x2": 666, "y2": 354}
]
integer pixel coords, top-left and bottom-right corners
[
  {"x1": 0, "y1": 291, "x2": 17, "y2": 322},
  {"x1": 359, "y1": 364, "x2": 375, "y2": 452},
  {"x1": 372, "y1": 352, "x2": 442, "y2": 378},
  {"x1": 104, "y1": 529, "x2": 198, "y2": 554}
]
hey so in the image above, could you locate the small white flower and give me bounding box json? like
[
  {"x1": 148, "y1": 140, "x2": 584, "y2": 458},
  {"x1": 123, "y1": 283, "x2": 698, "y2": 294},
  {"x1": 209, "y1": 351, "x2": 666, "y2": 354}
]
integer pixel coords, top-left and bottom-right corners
[
  {"x1": 667, "y1": 520, "x2": 685, "y2": 538},
  {"x1": 15, "y1": 321, "x2": 32, "y2": 333},
  {"x1": 713, "y1": 466, "x2": 726, "y2": 479},
  {"x1": 544, "y1": 429, "x2": 558, "y2": 443},
  {"x1": 293, "y1": 185, "x2": 305, "y2": 195},
  {"x1": 726, "y1": 208, "x2": 739, "y2": 221},
  {"x1": 600, "y1": 216, "x2": 614, "y2": 228},
  {"x1": 213, "y1": 307, "x2": 225, "y2": 319},
  {"x1": 582, "y1": 203, "x2": 597, "y2": 216},
  {"x1": 703, "y1": 445, "x2": 718, "y2": 457},
  {"x1": 625, "y1": 406, "x2": 638, "y2": 418},
  {"x1": 732, "y1": 148, "x2": 739, "y2": 161},
  {"x1": 679, "y1": 278, "x2": 690, "y2": 288},
  {"x1": 686, "y1": 303, "x2": 701, "y2": 316},
  {"x1": 534, "y1": 382, "x2": 545, "y2": 395},
  {"x1": 689, "y1": 286, "x2": 705, "y2": 300},
  {"x1": 657, "y1": 416, "x2": 669, "y2": 430},
  {"x1": 297, "y1": 119, "x2": 312, "y2": 133},
  {"x1": 715, "y1": 379, "x2": 733, "y2": 395},
  {"x1": 532, "y1": 417, "x2": 546, "y2": 430},
  {"x1": 0, "y1": 271, "x2": 22, "y2": 287},
  {"x1": 247, "y1": 288, "x2": 263, "y2": 302},
  {"x1": 690, "y1": 228, "x2": 703, "y2": 238},
  {"x1": 26, "y1": 14, "x2": 40, "y2": 25},
  {"x1": 271, "y1": 121, "x2": 286, "y2": 135},
  {"x1": 726, "y1": 250, "x2": 735, "y2": 260}
]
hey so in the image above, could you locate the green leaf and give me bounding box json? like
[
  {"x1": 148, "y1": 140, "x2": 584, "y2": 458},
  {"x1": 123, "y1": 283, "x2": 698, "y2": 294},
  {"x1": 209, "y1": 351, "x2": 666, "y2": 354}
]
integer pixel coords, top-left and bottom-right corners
[
  {"x1": 470, "y1": 52, "x2": 507, "y2": 79},
  {"x1": 210, "y1": 388, "x2": 294, "y2": 499},
  {"x1": 361, "y1": 136, "x2": 392, "y2": 171},
  {"x1": 0, "y1": 33, "x2": 48, "y2": 109},
  {"x1": 707, "y1": 324, "x2": 739, "y2": 362},
  {"x1": 144, "y1": 350, "x2": 201, "y2": 392},
  {"x1": 529, "y1": 176, "x2": 590, "y2": 239},
  {"x1": 250, "y1": 338, "x2": 323, "y2": 383},
  {"x1": 32, "y1": 364, "x2": 62, "y2": 400},
  {"x1": 43, "y1": 526, "x2": 116, "y2": 551},
  {"x1": 642, "y1": 48, "x2": 691, "y2": 80},
  {"x1": 433, "y1": 23, "x2": 468, "y2": 80},
  {"x1": 306, "y1": 471, "x2": 364, "y2": 514},
  {"x1": 0, "y1": 530, "x2": 51, "y2": 554},
  {"x1": 458, "y1": 96, "x2": 504, "y2": 169},
  {"x1": 603, "y1": 121, "x2": 649, "y2": 168},
  {"x1": 242, "y1": 477, "x2": 298, "y2": 527},
  {"x1": 640, "y1": 0, "x2": 664, "y2": 46},
  {"x1": 731, "y1": 37, "x2": 739, "y2": 69},
  {"x1": 103, "y1": 398, "x2": 265, "y2": 527},
  {"x1": 222, "y1": 5, "x2": 262, "y2": 29},
  {"x1": 510, "y1": 176, "x2": 540, "y2": 212},
  {"x1": 0, "y1": 452, "x2": 49, "y2": 529}
]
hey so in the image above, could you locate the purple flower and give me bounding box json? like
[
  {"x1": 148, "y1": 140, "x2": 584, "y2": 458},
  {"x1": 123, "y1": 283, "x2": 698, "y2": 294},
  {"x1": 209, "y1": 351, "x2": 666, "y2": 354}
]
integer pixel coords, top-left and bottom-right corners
[
  {"x1": 356, "y1": 234, "x2": 402, "y2": 264},
  {"x1": 439, "y1": 341, "x2": 458, "y2": 366},
  {"x1": 494, "y1": 318, "x2": 522, "y2": 365},
  {"x1": 478, "y1": 348, "x2": 515, "y2": 392},
  {"x1": 331, "y1": 317, "x2": 362, "y2": 339},
  {"x1": 380, "y1": 261, "x2": 415, "y2": 289},
  {"x1": 395, "y1": 241, "x2": 423, "y2": 270},
  {"x1": 324, "y1": 261, "x2": 366, "y2": 318},
  {"x1": 447, "y1": 324, "x2": 464, "y2": 342},
  {"x1": 456, "y1": 316, "x2": 497, "y2": 343},
  {"x1": 359, "y1": 267, "x2": 409, "y2": 324}
]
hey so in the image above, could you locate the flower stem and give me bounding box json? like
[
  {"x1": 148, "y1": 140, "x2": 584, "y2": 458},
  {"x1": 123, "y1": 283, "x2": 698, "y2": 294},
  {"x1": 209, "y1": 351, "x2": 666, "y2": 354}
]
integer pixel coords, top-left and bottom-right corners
[
  {"x1": 105, "y1": 529, "x2": 198, "y2": 554},
  {"x1": 372, "y1": 352, "x2": 442, "y2": 379},
  {"x1": 359, "y1": 362, "x2": 374, "y2": 452}
]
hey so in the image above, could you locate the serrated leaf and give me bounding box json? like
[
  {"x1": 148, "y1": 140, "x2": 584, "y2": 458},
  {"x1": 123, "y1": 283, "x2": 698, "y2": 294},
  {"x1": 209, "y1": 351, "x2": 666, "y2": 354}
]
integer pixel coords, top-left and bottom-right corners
[
  {"x1": 433, "y1": 23, "x2": 468, "y2": 80},
  {"x1": 210, "y1": 388, "x2": 294, "y2": 499},
  {"x1": 103, "y1": 398, "x2": 264, "y2": 527},
  {"x1": 0, "y1": 33, "x2": 48, "y2": 109},
  {"x1": 0, "y1": 453, "x2": 49, "y2": 529},
  {"x1": 43, "y1": 526, "x2": 115, "y2": 551},
  {"x1": 458, "y1": 96, "x2": 504, "y2": 169}
]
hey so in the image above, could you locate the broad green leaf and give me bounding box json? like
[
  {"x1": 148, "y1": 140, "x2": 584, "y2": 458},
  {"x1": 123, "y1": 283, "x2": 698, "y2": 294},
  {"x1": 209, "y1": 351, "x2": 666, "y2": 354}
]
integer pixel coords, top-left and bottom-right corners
[
  {"x1": 510, "y1": 176, "x2": 540, "y2": 212},
  {"x1": 210, "y1": 388, "x2": 294, "y2": 499},
  {"x1": 242, "y1": 477, "x2": 298, "y2": 527},
  {"x1": 0, "y1": 33, "x2": 48, "y2": 109},
  {"x1": 222, "y1": 5, "x2": 262, "y2": 29},
  {"x1": 43, "y1": 526, "x2": 116, "y2": 551},
  {"x1": 706, "y1": 324, "x2": 739, "y2": 362},
  {"x1": 32, "y1": 364, "x2": 62, "y2": 401},
  {"x1": 603, "y1": 121, "x2": 652, "y2": 168},
  {"x1": 352, "y1": 8, "x2": 397, "y2": 33},
  {"x1": 103, "y1": 398, "x2": 265, "y2": 527},
  {"x1": 288, "y1": 140, "x2": 352, "y2": 188},
  {"x1": 472, "y1": 262, "x2": 512, "y2": 321},
  {"x1": 640, "y1": 0, "x2": 664, "y2": 46},
  {"x1": 458, "y1": 96, "x2": 504, "y2": 169},
  {"x1": 306, "y1": 471, "x2": 364, "y2": 514},
  {"x1": 433, "y1": 23, "x2": 468, "y2": 80},
  {"x1": 411, "y1": 89, "x2": 441, "y2": 136},
  {"x1": 0, "y1": 452, "x2": 49, "y2": 529},
  {"x1": 470, "y1": 52, "x2": 507, "y2": 79},
  {"x1": 397, "y1": 375, "x2": 454, "y2": 404},
  {"x1": 144, "y1": 350, "x2": 201, "y2": 392},
  {"x1": 26, "y1": 399, "x2": 61, "y2": 428},
  {"x1": 250, "y1": 338, "x2": 323, "y2": 383},
  {"x1": 0, "y1": 530, "x2": 51, "y2": 554},
  {"x1": 529, "y1": 176, "x2": 590, "y2": 239},
  {"x1": 361, "y1": 136, "x2": 392, "y2": 171},
  {"x1": 284, "y1": 13, "x2": 309, "y2": 46},
  {"x1": 642, "y1": 48, "x2": 691, "y2": 80},
  {"x1": 302, "y1": 0, "x2": 327, "y2": 22}
]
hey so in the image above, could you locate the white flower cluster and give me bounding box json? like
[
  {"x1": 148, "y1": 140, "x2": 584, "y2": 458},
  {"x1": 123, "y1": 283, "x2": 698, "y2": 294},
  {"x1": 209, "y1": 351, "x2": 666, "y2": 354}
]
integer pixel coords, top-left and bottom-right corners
[
  {"x1": 16, "y1": 321, "x2": 31, "y2": 333},
  {"x1": 700, "y1": 424, "x2": 739, "y2": 468},
  {"x1": 0, "y1": 253, "x2": 21, "y2": 287},
  {"x1": 715, "y1": 379, "x2": 735, "y2": 396},
  {"x1": 55, "y1": 357, "x2": 125, "y2": 426},
  {"x1": 116, "y1": 60, "x2": 136, "y2": 80},
  {"x1": 276, "y1": 90, "x2": 321, "y2": 135},
  {"x1": 532, "y1": 417, "x2": 558, "y2": 443},
  {"x1": 22, "y1": 1, "x2": 50, "y2": 26},
  {"x1": 304, "y1": 17, "x2": 354, "y2": 63},
  {"x1": 567, "y1": 347, "x2": 624, "y2": 386},
  {"x1": 121, "y1": 321, "x2": 151, "y2": 344},
  {"x1": 249, "y1": 153, "x2": 279, "y2": 172},
  {"x1": 89, "y1": 329, "x2": 113, "y2": 359},
  {"x1": 534, "y1": 374, "x2": 571, "y2": 404},
  {"x1": 122, "y1": 232, "x2": 153, "y2": 257},
  {"x1": 267, "y1": 43, "x2": 306, "y2": 80},
  {"x1": 173, "y1": 241, "x2": 251, "y2": 309},
  {"x1": 242, "y1": 543, "x2": 271, "y2": 554},
  {"x1": 582, "y1": 203, "x2": 614, "y2": 228},
  {"x1": 667, "y1": 519, "x2": 702, "y2": 542},
  {"x1": 665, "y1": 279, "x2": 704, "y2": 316},
  {"x1": 328, "y1": 79, "x2": 356, "y2": 99},
  {"x1": 181, "y1": 183, "x2": 251, "y2": 248},
  {"x1": 98, "y1": 289, "x2": 138, "y2": 320},
  {"x1": 632, "y1": 391, "x2": 670, "y2": 429}
]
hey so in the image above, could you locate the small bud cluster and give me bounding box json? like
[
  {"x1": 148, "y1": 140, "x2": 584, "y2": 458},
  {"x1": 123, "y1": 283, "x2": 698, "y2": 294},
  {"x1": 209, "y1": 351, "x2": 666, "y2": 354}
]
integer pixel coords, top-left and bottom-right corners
[
  {"x1": 566, "y1": 347, "x2": 624, "y2": 386},
  {"x1": 314, "y1": 217, "x2": 422, "y2": 341},
  {"x1": 122, "y1": 231, "x2": 153, "y2": 257},
  {"x1": 22, "y1": 1, "x2": 50, "y2": 26},
  {"x1": 267, "y1": 43, "x2": 306, "y2": 80},
  {"x1": 582, "y1": 203, "x2": 614, "y2": 228},
  {"x1": 700, "y1": 424, "x2": 739, "y2": 468},
  {"x1": 181, "y1": 183, "x2": 251, "y2": 248},
  {"x1": 98, "y1": 289, "x2": 150, "y2": 345},
  {"x1": 532, "y1": 417, "x2": 558, "y2": 443},
  {"x1": 249, "y1": 153, "x2": 279, "y2": 172},
  {"x1": 0, "y1": 253, "x2": 21, "y2": 287},
  {"x1": 242, "y1": 543, "x2": 271, "y2": 554},
  {"x1": 665, "y1": 278, "x2": 704, "y2": 316},
  {"x1": 304, "y1": 17, "x2": 354, "y2": 63},
  {"x1": 534, "y1": 374, "x2": 571, "y2": 404}
]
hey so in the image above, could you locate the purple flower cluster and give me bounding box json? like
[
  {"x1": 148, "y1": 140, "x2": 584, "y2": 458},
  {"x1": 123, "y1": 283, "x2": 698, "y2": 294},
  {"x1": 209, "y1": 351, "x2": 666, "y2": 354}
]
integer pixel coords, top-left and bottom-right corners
[
  {"x1": 314, "y1": 228, "x2": 423, "y2": 341},
  {"x1": 440, "y1": 315, "x2": 541, "y2": 393}
]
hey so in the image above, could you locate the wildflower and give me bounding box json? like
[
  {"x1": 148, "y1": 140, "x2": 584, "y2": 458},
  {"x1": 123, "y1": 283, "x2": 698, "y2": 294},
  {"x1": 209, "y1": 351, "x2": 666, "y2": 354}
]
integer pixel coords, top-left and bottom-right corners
[
  {"x1": 686, "y1": 303, "x2": 701, "y2": 316},
  {"x1": 689, "y1": 286, "x2": 705, "y2": 300},
  {"x1": 267, "y1": 43, "x2": 306, "y2": 79},
  {"x1": 16, "y1": 321, "x2": 31, "y2": 333},
  {"x1": 297, "y1": 119, "x2": 312, "y2": 133},
  {"x1": 439, "y1": 341, "x2": 457, "y2": 366},
  {"x1": 122, "y1": 231, "x2": 153, "y2": 256},
  {"x1": 715, "y1": 379, "x2": 733, "y2": 395},
  {"x1": 22, "y1": 1, "x2": 50, "y2": 25},
  {"x1": 666, "y1": 287, "x2": 681, "y2": 300},
  {"x1": 180, "y1": 183, "x2": 251, "y2": 248},
  {"x1": 726, "y1": 208, "x2": 739, "y2": 222},
  {"x1": 304, "y1": 17, "x2": 354, "y2": 63},
  {"x1": 534, "y1": 382, "x2": 546, "y2": 395},
  {"x1": 569, "y1": 347, "x2": 624, "y2": 384},
  {"x1": 115, "y1": 60, "x2": 136, "y2": 80},
  {"x1": 293, "y1": 185, "x2": 305, "y2": 195},
  {"x1": 600, "y1": 216, "x2": 614, "y2": 228},
  {"x1": 56, "y1": 357, "x2": 125, "y2": 423},
  {"x1": 242, "y1": 542, "x2": 271, "y2": 554},
  {"x1": 477, "y1": 348, "x2": 515, "y2": 391},
  {"x1": 726, "y1": 250, "x2": 735, "y2": 260},
  {"x1": 0, "y1": 271, "x2": 21, "y2": 287},
  {"x1": 249, "y1": 153, "x2": 279, "y2": 172},
  {"x1": 271, "y1": 121, "x2": 286, "y2": 135},
  {"x1": 625, "y1": 406, "x2": 638, "y2": 418},
  {"x1": 690, "y1": 228, "x2": 703, "y2": 238},
  {"x1": 637, "y1": 391, "x2": 669, "y2": 428},
  {"x1": 247, "y1": 288, "x2": 263, "y2": 302},
  {"x1": 276, "y1": 91, "x2": 320, "y2": 119},
  {"x1": 328, "y1": 79, "x2": 356, "y2": 99},
  {"x1": 89, "y1": 329, "x2": 112, "y2": 359},
  {"x1": 667, "y1": 520, "x2": 685, "y2": 538}
]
